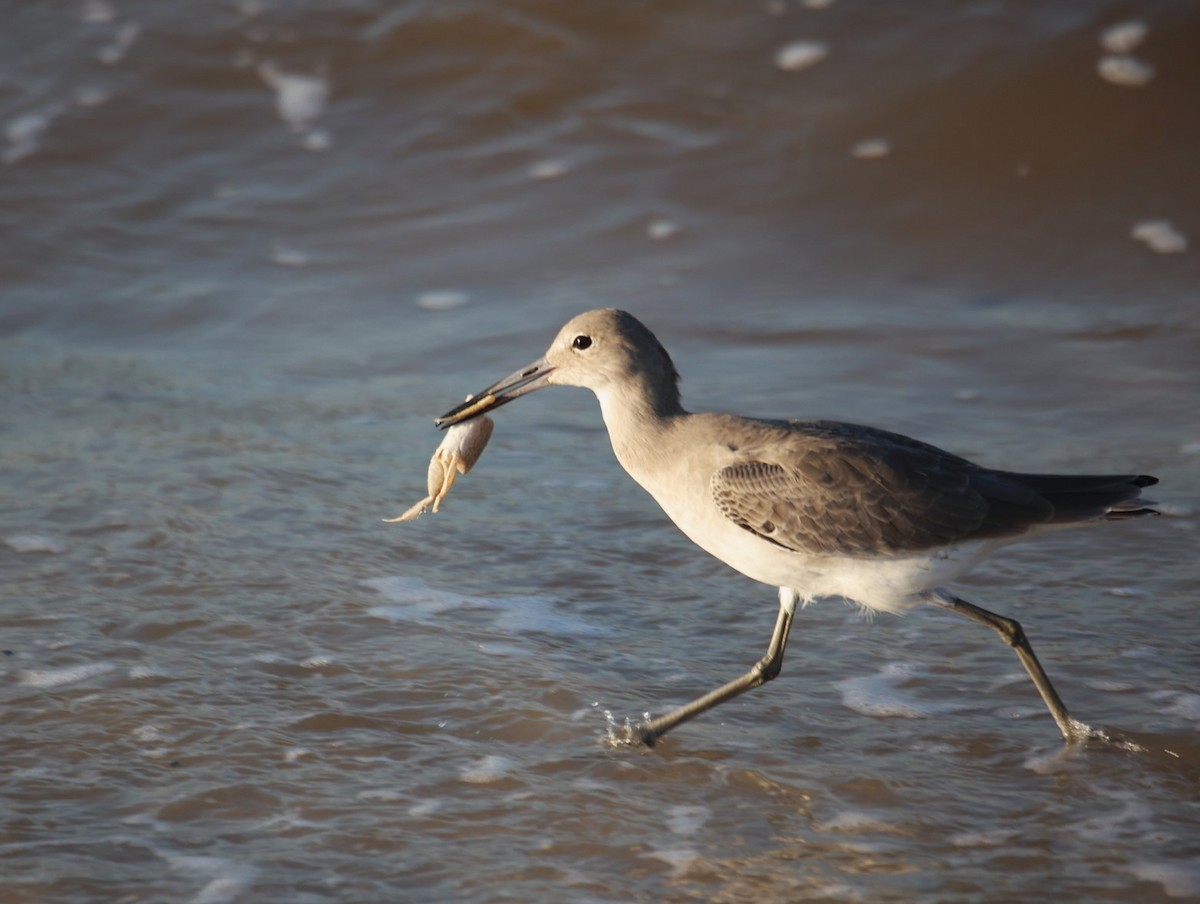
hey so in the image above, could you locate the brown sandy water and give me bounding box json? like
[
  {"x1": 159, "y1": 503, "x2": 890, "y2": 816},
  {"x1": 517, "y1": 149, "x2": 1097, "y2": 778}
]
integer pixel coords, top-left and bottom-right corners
[{"x1": 3, "y1": 2, "x2": 1199, "y2": 901}]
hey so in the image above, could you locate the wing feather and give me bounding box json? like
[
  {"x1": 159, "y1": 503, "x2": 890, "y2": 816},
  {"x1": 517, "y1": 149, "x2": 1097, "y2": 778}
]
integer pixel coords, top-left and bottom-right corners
[{"x1": 710, "y1": 420, "x2": 1053, "y2": 557}]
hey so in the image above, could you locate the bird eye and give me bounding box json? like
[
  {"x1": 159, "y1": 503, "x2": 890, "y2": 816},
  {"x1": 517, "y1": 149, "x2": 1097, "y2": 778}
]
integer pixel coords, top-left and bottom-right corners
[{"x1": 571, "y1": 335, "x2": 593, "y2": 350}]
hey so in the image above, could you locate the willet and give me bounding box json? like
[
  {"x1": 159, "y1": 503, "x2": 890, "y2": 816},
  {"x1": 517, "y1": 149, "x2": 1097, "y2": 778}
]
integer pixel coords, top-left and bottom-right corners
[{"x1": 436, "y1": 309, "x2": 1159, "y2": 746}]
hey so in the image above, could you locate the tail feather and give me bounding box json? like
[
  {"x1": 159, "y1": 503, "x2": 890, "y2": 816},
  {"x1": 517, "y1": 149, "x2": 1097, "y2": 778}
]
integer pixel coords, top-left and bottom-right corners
[{"x1": 1009, "y1": 473, "x2": 1159, "y2": 523}]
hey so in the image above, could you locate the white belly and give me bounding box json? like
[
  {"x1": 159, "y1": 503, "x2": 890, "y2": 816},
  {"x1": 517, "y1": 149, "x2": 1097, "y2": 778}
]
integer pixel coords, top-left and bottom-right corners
[{"x1": 643, "y1": 470, "x2": 999, "y2": 615}]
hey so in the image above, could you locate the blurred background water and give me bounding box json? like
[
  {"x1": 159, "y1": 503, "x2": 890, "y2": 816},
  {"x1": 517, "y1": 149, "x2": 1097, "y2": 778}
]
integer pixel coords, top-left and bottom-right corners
[{"x1": 2, "y1": 1, "x2": 1199, "y2": 901}]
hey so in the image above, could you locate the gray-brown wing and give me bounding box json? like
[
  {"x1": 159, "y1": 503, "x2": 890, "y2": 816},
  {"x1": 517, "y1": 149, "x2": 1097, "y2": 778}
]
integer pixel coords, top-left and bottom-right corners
[{"x1": 710, "y1": 423, "x2": 1054, "y2": 557}]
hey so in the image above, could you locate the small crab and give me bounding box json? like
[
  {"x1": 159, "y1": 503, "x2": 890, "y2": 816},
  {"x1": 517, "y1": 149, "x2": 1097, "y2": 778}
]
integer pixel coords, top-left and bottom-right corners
[{"x1": 384, "y1": 407, "x2": 494, "y2": 523}]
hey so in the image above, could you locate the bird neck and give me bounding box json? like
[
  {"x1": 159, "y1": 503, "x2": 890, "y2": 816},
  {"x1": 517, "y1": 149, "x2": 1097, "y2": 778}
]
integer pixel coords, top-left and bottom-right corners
[{"x1": 595, "y1": 375, "x2": 686, "y2": 475}]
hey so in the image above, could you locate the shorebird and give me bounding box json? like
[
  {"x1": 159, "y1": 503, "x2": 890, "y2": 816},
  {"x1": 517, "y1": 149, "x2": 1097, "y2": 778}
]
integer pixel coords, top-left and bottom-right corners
[{"x1": 436, "y1": 309, "x2": 1159, "y2": 746}]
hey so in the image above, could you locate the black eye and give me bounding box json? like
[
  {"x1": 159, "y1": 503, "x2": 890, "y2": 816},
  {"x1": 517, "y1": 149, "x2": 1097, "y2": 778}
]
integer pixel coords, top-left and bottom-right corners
[{"x1": 572, "y1": 335, "x2": 592, "y2": 350}]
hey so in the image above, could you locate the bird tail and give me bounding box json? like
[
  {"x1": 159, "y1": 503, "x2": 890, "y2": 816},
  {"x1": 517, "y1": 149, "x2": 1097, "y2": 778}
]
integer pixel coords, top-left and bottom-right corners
[{"x1": 1011, "y1": 473, "x2": 1159, "y2": 523}]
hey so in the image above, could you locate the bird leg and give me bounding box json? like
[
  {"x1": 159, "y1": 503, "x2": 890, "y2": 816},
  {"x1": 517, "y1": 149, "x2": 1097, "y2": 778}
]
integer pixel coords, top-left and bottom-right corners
[
  {"x1": 639, "y1": 590, "x2": 798, "y2": 747},
  {"x1": 927, "y1": 591, "x2": 1086, "y2": 743}
]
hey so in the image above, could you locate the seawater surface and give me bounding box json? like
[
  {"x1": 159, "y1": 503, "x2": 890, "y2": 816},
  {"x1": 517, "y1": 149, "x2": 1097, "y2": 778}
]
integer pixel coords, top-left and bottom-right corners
[{"x1": 3, "y1": 1, "x2": 1199, "y2": 901}]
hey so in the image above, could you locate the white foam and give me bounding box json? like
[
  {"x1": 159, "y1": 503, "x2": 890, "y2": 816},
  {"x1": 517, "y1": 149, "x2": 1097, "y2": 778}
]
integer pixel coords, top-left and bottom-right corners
[
  {"x1": 299, "y1": 655, "x2": 333, "y2": 669},
  {"x1": 640, "y1": 847, "x2": 698, "y2": 874},
  {"x1": 129, "y1": 665, "x2": 169, "y2": 680},
  {"x1": 356, "y1": 788, "x2": 406, "y2": 802},
  {"x1": 1128, "y1": 861, "x2": 1200, "y2": 899},
  {"x1": 775, "y1": 40, "x2": 829, "y2": 72},
  {"x1": 1131, "y1": 219, "x2": 1188, "y2": 254},
  {"x1": 646, "y1": 219, "x2": 680, "y2": 241},
  {"x1": 1108, "y1": 586, "x2": 1149, "y2": 598},
  {"x1": 364, "y1": 575, "x2": 468, "y2": 615},
  {"x1": 300, "y1": 128, "x2": 331, "y2": 152},
  {"x1": 165, "y1": 854, "x2": 257, "y2": 904},
  {"x1": 460, "y1": 754, "x2": 513, "y2": 784},
  {"x1": 415, "y1": 289, "x2": 469, "y2": 311},
  {"x1": 363, "y1": 574, "x2": 610, "y2": 639},
  {"x1": 80, "y1": 0, "x2": 117, "y2": 23},
  {"x1": 476, "y1": 639, "x2": 527, "y2": 656},
  {"x1": 834, "y1": 662, "x2": 963, "y2": 718},
  {"x1": 258, "y1": 62, "x2": 329, "y2": 131},
  {"x1": 283, "y1": 747, "x2": 310, "y2": 763},
  {"x1": 666, "y1": 805, "x2": 710, "y2": 836},
  {"x1": 132, "y1": 724, "x2": 167, "y2": 743},
  {"x1": 3, "y1": 107, "x2": 62, "y2": 165},
  {"x1": 97, "y1": 23, "x2": 141, "y2": 66},
  {"x1": 270, "y1": 245, "x2": 309, "y2": 267},
  {"x1": 1101, "y1": 20, "x2": 1148, "y2": 54},
  {"x1": 1160, "y1": 692, "x2": 1200, "y2": 723},
  {"x1": 1085, "y1": 678, "x2": 1137, "y2": 693},
  {"x1": 528, "y1": 159, "x2": 569, "y2": 180},
  {"x1": 850, "y1": 138, "x2": 891, "y2": 159},
  {"x1": 1073, "y1": 790, "x2": 1154, "y2": 843},
  {"x1": 817, "y1": 810, "x2": 897, "y2": 834},
  {"x1": 18, "y1": 662, "x2": 115, "y2": 687},
  {"x1": 1098, "y1": 55, "x2": 1155, "y2": 87},
  {"x1": 491, "y1": 595, "x2": 613, "y2": 638},
  {"x1": 5, "y1": 534, "x2": 68, "y2": 554}
]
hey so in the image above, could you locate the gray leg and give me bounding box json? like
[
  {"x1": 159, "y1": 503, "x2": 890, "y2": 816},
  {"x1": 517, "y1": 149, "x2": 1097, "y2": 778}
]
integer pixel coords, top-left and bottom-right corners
[
  {"x1": 926, "y1": 590, "x2": 1084, "y2": 743},
  {"x1": 639, "y1": 589, "x2": 798, "y2": 747}
]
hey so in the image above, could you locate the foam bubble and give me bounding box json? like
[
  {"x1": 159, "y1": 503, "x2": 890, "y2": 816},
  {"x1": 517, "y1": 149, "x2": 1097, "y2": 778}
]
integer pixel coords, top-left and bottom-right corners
[
  {"x1": 165, "y1": 854, "x2": 257, "y2": 904},
  {"x1": 1098, "y1": 55, "x2": 1155, "y2": 87},
  {"x1": 80, "y1": 0, "x2": 117, "y2": 23},
  {"x1": 851, "y1": 138, "x2": 891, "y2": 159},
  {"x1": 18, "y1": 662, "x2": 115, "y2": 687},
  {"x1": 775, "y1": 40, "x2": 828, "y2": 72},
  {"x1": 460, "y1": 754, "x2": 513, "y2": 784},
  {"x1": 1107, "y1": 586, "x2": 1149, "y2": 598},
  {"x1": 5, "y1": 534, "x2": 68, "y2": 554},
  {"x1": 834, "y1": 662, "x2": 963, "y2": 718},
  {"x1": 132, "y1": 724, "x2": 167, "y2": 743},
  {"x1": 128, "y1": 665, "x2": 169, "y2": 680},
  {"x1": 356, "y1": 788, "x2": 406, "y2": 802},
  {"x1": 646, "y1": 219, "x2": 680, "y2": 241},
  {"x1": 1131, "y1": 220, "x2": 1188, "y2": 254},
  {"x1": 3, "y1": 111, "x2": 58, "y2": 165},
  {"x1": 301, "y1": 128, "x2": 331, "y2": 152},
  {"x1": 364, "y1": 574, "x2": 611, "y2": 639},
  {"x1": 270, "y1": 245, "x2": 309, "y2": 267},
  {"x1": 817, "y1": 810, "x2": 897, "y2": 834},
  {"x1": 1128, "y1": 861, "x2": 1200, "y2": 898},
  {"x1": 1101, "y1": 20, "x2": 1148, "y2": 54},
  {"x1": 415, "y1": 289, "x2": 469, "y2": 311},
  {"x1": 666, "y1": 805, "x2": 710, "y2": 836},
  {"x1": 1160, "y1": 692, "x2": 1200, "y2": 722},
  {"x1": 97, "y1": 23, "x2": 140, "y2": 65},
  {"x1": 528, "y1": 159, "x2": 570, "y2": 180},
  {"x1": 641, "y1": 847, "x2": 698, "y2": 874},
  {"x1": 258, "y1": 62, "x2": 329, "y2": 130}
]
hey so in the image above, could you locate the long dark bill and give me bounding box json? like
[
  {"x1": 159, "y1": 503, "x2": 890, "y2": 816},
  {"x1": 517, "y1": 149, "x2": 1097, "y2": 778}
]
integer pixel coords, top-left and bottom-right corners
[{"x1": 435, "y1": 359, "x2": 555, "y2": 429}]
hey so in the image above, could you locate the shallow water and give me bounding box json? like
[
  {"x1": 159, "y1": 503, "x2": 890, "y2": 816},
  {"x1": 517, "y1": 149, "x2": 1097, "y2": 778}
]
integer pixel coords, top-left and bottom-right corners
[{"x1": 3, "y1": 1, "x2": 1199, "y2": 901}]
